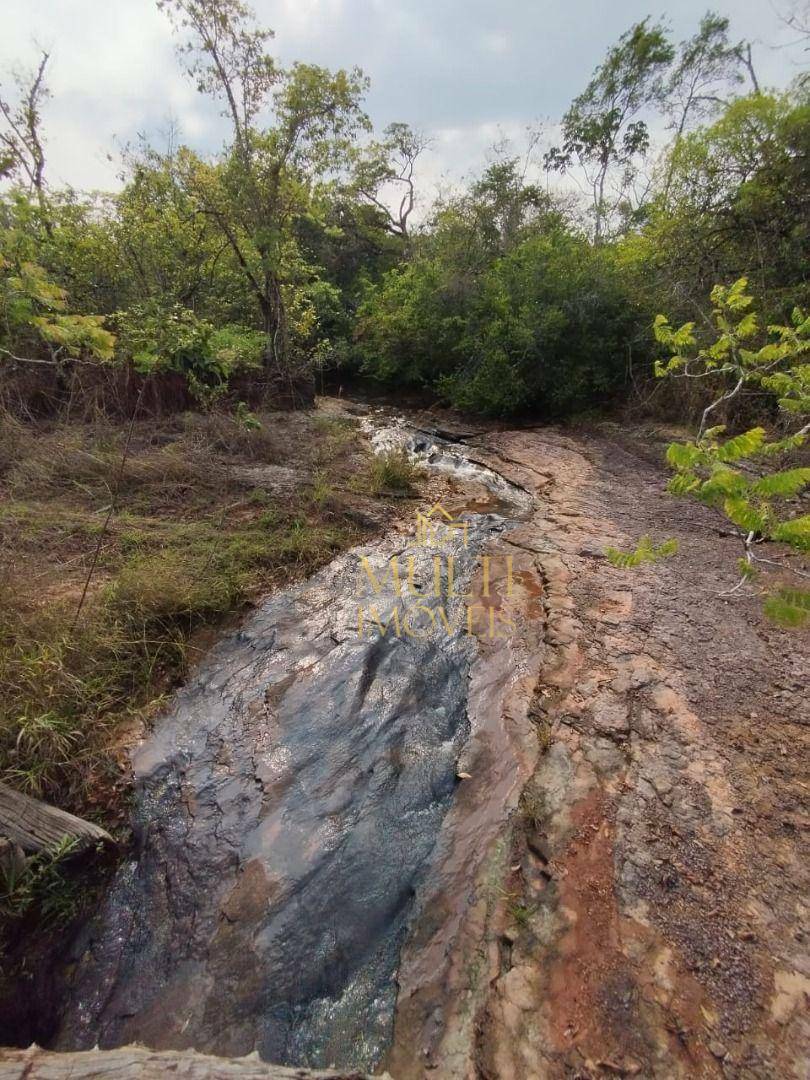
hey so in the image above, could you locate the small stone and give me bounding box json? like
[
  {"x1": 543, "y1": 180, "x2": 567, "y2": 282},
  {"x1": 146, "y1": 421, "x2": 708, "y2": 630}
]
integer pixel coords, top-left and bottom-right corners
[
  {"x1": 456, "y1": 771, "x2": 472, "y2": 780},
  {"x1": 577, "y1": 545, "x2": 606, "y2": 559},
  {"x1": 708, "y1": 1040, "x2": 728, "y2": 1059}
]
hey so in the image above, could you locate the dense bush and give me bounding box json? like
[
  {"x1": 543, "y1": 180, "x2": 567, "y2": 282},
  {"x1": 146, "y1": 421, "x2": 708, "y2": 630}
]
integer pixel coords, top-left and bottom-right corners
[
  {"x1": 357, "y1": 217, "x2": 643, "y2": 417},
  {"x1": 113, "y1": 303, "x2": 265, "y2": 404}
]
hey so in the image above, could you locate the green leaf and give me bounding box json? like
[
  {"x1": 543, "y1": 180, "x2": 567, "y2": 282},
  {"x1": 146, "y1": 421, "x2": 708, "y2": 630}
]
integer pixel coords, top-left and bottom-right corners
[
  {"x1": 770, "y1": 515, "x2": 810, "y2": 552},
  {"x1": 699, "y1": 467, "x2": 748, "y2": 500},
  {"x1": 724, "y1": 277, "x2": 753, "y2": 311},
  {"x1": 723, "y1": 496, "x2": 766, "y2": 533},
  {"x1": 655, "y1": 538, "x2": 679, "y2": 558},
  {"x1": 761, "y1": 432, "x2": 807, "y2": 455},
  {"x1": 703, "y1": 425, "x2": 727, "y2": 441},
  {"x1": 667, "y1": 472, "x2": 700, "y2": 495},
  {"x1": 715, "y1": 427, "x2": 766, "y2": 463},
  {"x1": 605, "y1": 535, "x2": 678, "y2": 568},
  {"x1": 751, "y1": 469, "x2": 810, "y2": 499},
  {"x1": 666, "y1": 441, "x2": 703, "y2": 470}
]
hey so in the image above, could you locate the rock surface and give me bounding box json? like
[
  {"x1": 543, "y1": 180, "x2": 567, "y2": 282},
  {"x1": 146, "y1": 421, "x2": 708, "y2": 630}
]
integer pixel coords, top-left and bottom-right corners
[
  {"x1": 385, "y1": 426, "x2": 809, "y2": 1079},
  {"x1": 31, "y1": 418, "x2": 809, "y2": 1079},
  {"x1": 51, "y1": 419, "x2": 536, "y2": 1073}
]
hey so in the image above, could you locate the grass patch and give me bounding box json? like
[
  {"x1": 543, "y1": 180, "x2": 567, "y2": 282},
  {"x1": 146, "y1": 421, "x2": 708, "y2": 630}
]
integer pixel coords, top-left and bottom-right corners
[
  {"x1": 360, "y1": 449, "x2": 424, "y2": 495},
  {"x1": 519, "y1": 787, "x2": 546, "y2": 831},
  {"x1": 507, "y1": 899, "x2": 535, "y2": 929},
  {"x1": 0, "y1": 406, "x2": 380, "y2": 824},
  {"x1": 0, "y1": 837, "x2": 85, "y2": 924},
  {"x1": 0, "y1": 515, "x2": 355, "y2": 810},
  {"x1": 0, "y1": 403, "x2": 399, "y2": 957}
]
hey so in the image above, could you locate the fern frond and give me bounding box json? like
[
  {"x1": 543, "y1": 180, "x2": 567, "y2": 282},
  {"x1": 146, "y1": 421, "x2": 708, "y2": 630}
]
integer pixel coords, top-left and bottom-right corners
[
  {"x1": 667, "y1": 473, "x2": 700, "y2": 496},
  {"x1": 666, "y1": 442, "x2": 704, "y2": 470},
  {"x1": 770, "y1": 515, "x2": 810, "y2": 552},
  {"x1": 723, "y1": 497, "x2": 767, "y2": 534},
  {"x1": 715, "y1": 427, "x2": 766, "y2": 463},
  {"x1": 760, "y1": 433, "x2": 807, "y2": 455},
  {"x1": 700, "y1": 467, "x2": 748, "y2": 500},
  {"x1": 605, "y1": 535, "x2": 678, "y2": 568},
  {"x1": 751, "y1": 469, "x2": 810, "y2": 499}
]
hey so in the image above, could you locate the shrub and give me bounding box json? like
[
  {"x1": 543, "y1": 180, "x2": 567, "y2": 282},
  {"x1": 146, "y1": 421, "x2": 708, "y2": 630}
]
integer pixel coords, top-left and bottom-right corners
[
  {"x1": 357, "y1": 227, "x2": 640, "y2": 417},
  {"x1": 113, "y1": 304, "x2": 265, "y2": 404},
  {"x1": 367, "y1": 449, "x2": 422, "y2": 494}
]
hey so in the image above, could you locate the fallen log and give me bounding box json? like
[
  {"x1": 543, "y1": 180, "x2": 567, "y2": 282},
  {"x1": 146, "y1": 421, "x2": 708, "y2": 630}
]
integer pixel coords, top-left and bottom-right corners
[
  {"x1": 0, "y1": 1045, "x2": 389, "y2": 1079},
  {"x1": 0, "y1": 783, "x2": 112, "y2": 853}
]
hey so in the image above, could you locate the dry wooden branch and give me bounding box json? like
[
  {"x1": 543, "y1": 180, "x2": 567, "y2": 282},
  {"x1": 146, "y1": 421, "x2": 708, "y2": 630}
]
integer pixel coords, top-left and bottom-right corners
[
  {"x1": 0, "y1": 1045, "x2": 387, "y2": 1079},
  {"x1": 0, "y1": 782, "x2": 112, "y2": 853}
]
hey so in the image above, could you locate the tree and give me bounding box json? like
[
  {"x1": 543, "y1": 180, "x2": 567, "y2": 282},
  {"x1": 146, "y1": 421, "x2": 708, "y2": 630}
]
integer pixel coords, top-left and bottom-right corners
[
  {"x1": 544, "y1": 19, "x2": 674, "y2": 242},
  {"x1": 779, "y1": 0, "x2": 810, "y2": 46},
  {"x1": 655, "y1": 278, "x2": 810, "y2": 624},
  {"x1": 352, "y1": 122, "x2": 428, "y2": 239},
  {"x1": 661, "y1": 13, "x2": 758, "y2": 200},
  {"x1": 114, "y1": 142, "x2": 241, "y2": 321},
  {"x1": 356, "y1": 186, "x2": 638, "y2": 417},
  {"x1": 0, "y1": 228, "x2": 115, "y2": 371},
  {"x1": 158, "y1": 0, "x2": 369, "y2": 395},
  {"x1": 640, "y1": 91, "x2": 810, "y2": 328},
  {"x1": 664, "y1": 14, "x2": 745, "y2": 139},
  {"x1": 777, "y1": 1, "x2": 810, "y2": 87},
  {"x1": 466, "y1": 159, "x2": 549, "y2": 255},
  {"x1": 0, "y1": 52, "x2": 52, "y2": 233}
]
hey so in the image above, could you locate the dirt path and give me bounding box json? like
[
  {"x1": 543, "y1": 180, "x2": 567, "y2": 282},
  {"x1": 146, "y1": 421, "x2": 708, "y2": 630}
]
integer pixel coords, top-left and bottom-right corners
[{"x1": 387, "y1": 426, "x2": 809, "y2": 1079}]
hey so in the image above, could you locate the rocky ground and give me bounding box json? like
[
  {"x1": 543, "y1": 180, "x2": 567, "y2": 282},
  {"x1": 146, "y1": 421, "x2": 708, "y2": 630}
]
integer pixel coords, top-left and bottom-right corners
[
  {"x1": 3, "y1": 415, "x2": 807, "y2": 1079},
  {"x1": 386, "y1": 424, "x2": 808, "y2": 1079}
]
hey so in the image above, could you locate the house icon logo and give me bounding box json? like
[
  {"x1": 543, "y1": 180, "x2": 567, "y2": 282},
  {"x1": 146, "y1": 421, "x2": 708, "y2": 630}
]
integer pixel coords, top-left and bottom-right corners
[{"x1": 415, "y1": 502, "x2": 470, "y2": 547}]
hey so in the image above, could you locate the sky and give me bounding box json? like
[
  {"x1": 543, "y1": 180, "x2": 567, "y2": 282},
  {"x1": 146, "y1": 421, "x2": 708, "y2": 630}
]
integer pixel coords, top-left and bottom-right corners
[{"x1": 2, "y1": 0, "x2": 807, "y2": 205}]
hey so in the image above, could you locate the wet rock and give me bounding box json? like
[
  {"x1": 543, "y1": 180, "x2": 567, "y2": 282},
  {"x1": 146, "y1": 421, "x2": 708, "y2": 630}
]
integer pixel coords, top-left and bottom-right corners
[{"x1": 55, "y1": 421, "x2": 531, "y2": 1073}]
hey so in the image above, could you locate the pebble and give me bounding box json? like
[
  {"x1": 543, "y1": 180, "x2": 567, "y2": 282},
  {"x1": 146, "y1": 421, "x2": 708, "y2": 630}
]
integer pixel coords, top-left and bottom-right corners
[{"x1": 709, "y1": 1039, "x2": 728, "y2": 1059}]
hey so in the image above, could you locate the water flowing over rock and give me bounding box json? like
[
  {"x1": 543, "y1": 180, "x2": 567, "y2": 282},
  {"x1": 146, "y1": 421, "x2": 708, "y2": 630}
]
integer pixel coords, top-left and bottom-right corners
[{"x1": 55, "y1": 417, "x2": 534, "y2": 1071}]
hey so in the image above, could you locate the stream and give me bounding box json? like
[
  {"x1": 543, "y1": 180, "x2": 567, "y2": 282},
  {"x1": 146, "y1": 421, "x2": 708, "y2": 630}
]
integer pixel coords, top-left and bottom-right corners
[{"x1": 55, "y1": 411, "x2": 533, "y2": 1071}]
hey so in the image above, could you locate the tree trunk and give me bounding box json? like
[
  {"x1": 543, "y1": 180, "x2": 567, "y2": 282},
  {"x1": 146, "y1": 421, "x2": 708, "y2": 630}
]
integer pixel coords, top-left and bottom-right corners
[
  {"x1": 261, "y1": 274, "x2": 315, "y2": 410},
  {"x1": 0, "y1": 1045, "x2": 385, "y2": 1080},
  {"x1": 0, "y1": 782, "x2": 112, "y2": 853},
  {"x1": 262, "y1": 273, "x2": 288, "y2": 375}
]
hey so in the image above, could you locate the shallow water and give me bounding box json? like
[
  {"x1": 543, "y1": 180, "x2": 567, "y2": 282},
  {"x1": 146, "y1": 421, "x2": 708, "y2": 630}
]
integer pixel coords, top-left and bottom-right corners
[{"x1": 56, "y1": 418, "x2": 530, "y2": 1070}]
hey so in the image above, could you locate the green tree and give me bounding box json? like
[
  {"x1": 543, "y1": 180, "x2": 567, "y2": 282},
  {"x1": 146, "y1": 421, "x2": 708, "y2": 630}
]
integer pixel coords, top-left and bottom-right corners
[
  {"x1": 0, "y1": 51, "x2": 52, "y2": 233},
  {"x1": 0, "y1": 224, "x2": 115, "y2": 369},
  {"x1": 545, "y1": 19, "x2": 674, "y2": 241},
  {"x1": 159, "y1": 0, "x2": 369, "y2": 394},
  {"x1": 357, "y1": 173, "x2": 639, "y2": 418},
  {"x1": 656, "y1": 278, "x2": 810, "y2": 623},
  {"x1": 662, "y1": 11, "x2": 750, "y2": 202},
  {"x1": 641, "y1": 91, "x2": 810, "y2": 328}
]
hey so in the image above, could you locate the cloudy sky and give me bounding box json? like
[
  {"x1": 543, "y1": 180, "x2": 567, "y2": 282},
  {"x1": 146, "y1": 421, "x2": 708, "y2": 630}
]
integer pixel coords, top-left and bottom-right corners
[{"x1": 2, "y1": 0, "x2": 807, "y2": 202}]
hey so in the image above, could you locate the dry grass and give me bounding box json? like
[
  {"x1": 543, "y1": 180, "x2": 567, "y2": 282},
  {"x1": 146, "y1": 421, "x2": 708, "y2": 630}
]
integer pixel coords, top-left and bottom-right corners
[
  {"x1": 0, "y1": 406, "x2": 388, "y2": 827},
  {"x1": 361, "y1": 448, "x2": 424, "y2": 495}
]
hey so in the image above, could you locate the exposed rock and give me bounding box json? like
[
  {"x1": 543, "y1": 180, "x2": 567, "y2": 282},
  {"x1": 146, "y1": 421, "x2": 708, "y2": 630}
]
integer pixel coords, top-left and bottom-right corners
[{"x1": 386, "y1": 427, "x2": 809, "y2": 1079}]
